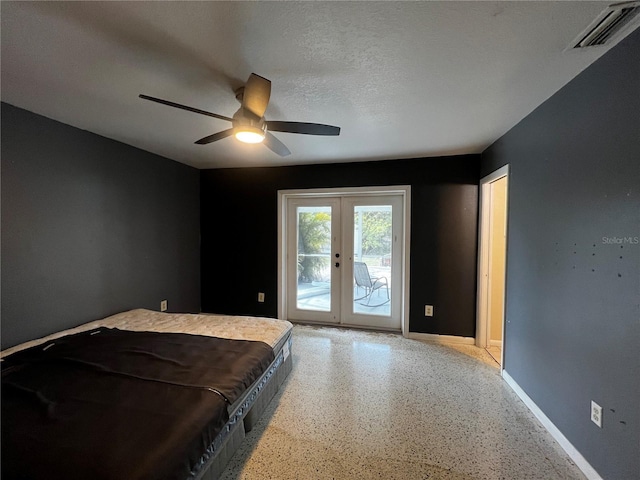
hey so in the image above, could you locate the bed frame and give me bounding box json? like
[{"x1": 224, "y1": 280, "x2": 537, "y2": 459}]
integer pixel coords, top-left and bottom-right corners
[
  {"x1": 195, "y1": 332, "x2": 292, "y2": 479},
  {"x1": 1, "y1": 311, "x2": 293, "y2": 480}
]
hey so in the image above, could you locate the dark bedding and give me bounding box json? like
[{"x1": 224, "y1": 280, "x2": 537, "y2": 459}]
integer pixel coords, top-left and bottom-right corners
[{"x1": 1, "y1": 328, "x2": 275, "y2": 480}]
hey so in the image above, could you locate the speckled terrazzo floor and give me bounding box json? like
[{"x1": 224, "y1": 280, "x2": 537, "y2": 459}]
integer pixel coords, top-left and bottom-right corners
[{"x1": 220, "y1": 325, "x2": 585, "y2": 480}]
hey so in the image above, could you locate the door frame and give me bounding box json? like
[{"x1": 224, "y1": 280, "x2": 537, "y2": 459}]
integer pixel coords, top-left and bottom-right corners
[
  {"x1": 278, "y1": 185, "x2": 411, "y2": 336},
  {"x1": 476, "y1": 165, "x2": 509, "y2": 370}
]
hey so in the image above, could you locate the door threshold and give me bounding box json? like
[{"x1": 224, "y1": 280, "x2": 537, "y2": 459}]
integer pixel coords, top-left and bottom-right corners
[{"x1": 288, "y1": 319, "x2": 402, "y2": 335}]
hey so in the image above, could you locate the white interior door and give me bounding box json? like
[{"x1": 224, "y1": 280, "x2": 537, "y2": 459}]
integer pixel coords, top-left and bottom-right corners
[{"x1": 285, "y1": 193, "x2": 403, "y2": 330}]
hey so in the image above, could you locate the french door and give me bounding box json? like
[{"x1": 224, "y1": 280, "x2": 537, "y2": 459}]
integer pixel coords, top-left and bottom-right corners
[{"x1": 283, "y1": 192, "x2": 405, "y2": 330}]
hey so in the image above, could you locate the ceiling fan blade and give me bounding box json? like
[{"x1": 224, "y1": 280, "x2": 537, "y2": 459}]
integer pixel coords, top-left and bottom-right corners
[
  {"x1": 194, "y1": 128, "x2": 235, "y2": 145},
  {"x1": 267, "y1": 121, "x2": 340, "y2": 136},
  {"x1": 242, "y1": 73, "x2": 271, "y2": 118},
  {"x1": 263, "y1": 132, "x2": 291, "y2": 157},
  {"x1": 139, "y1": 94, "x2": 232, "y2": 122}
]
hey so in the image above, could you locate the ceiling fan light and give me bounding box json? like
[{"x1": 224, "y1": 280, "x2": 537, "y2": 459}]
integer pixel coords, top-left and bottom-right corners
[{"x1": 234, "y1": 126, "x2": 265, "y2": 144}]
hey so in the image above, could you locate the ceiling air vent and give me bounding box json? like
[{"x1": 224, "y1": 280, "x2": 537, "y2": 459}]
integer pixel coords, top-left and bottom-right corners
[{"x1": 573, "y1": 1, "x2": 640, "y2": 48}]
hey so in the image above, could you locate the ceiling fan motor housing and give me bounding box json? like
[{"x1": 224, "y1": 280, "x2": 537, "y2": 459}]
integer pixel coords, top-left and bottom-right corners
[
  {"x1": 234, "y1": 86, "x2": 245, "y2": 103},
  {"x1": 232, "y1": 107, "x2": 267, "y2": 135}
]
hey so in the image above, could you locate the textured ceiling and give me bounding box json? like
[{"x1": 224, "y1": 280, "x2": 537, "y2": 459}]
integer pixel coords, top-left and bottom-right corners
[{"x1": 1, "y1": 1, "x2": 634, "y2": 169}]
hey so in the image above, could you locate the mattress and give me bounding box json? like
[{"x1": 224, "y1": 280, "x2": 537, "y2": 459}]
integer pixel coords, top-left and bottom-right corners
[
  {"x1": 1, "y1": 309, "x2": 292, "y2": 358},
  {"x1": 1, "y1": 309, "x2": 293, "y2": 480}
]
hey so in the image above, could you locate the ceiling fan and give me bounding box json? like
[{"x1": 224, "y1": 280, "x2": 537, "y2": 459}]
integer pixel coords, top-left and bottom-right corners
[{"x1": 139, "y1": 73, "x2": 341, "y2": 157}]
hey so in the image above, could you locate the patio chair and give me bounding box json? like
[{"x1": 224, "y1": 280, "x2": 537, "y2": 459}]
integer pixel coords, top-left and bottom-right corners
[{"x1": 353, "y1": 261, "x2": 390, "y2": 306}]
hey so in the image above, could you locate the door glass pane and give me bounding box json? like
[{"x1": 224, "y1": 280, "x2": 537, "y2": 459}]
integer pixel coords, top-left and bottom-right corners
[
  {"x1": 296, "y1": 206, "x2": 332, "y2": 311},
  {"x1": 353, "y1": 205, "x2": 392, "y2": 316}
]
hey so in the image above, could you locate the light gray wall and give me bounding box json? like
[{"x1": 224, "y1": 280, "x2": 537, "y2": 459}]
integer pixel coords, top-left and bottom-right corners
[
  {"x1": 1, "y1": 103, "x2": 201, "y2": 349},
  {"x1": 481, "y1": 29, "x2": 640, "y2": 479}
]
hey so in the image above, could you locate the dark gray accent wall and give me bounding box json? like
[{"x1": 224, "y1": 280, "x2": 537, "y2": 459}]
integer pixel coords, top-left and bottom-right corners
[
  {"x1": 481, "y1": 30, "x2": 640, "y2": 479},
  {"x1": 1, "y1": 103, "x2": 201, "y2": 349},
  {"x1": 200, "y1": 156, "x2": 480, "y2": 336}
]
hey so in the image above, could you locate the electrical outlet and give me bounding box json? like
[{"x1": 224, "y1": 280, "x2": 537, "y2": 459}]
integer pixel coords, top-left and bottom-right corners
[
  {"x1": 258, "y1": 292, "x2": 265, "y2": 303},
  {"x1": 425, "y1": 305, "x2": 434, "y2": 317},
  {"x1": 591, "y1": 400, "x2": 602, "y2": 427},
  {"x1": 160, "y1": 300, "x2": 167, "y2": 312}
]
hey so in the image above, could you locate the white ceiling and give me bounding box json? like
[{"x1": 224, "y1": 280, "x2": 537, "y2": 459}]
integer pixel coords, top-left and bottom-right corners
[{"x1": 1, "y1": 1, "x2": 634, "y2": 169}]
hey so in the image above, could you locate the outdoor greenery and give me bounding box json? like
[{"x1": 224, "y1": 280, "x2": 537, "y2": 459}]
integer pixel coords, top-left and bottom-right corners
[
  {"x1": 359, "y1": 210, "x2": 392, "y2": 255},
  {"x1": 297, "y1": 208, "x2": 392, "y2": 283},
  {"x1": 297, "y1": 211, "x2": 331, "y2": 283}
]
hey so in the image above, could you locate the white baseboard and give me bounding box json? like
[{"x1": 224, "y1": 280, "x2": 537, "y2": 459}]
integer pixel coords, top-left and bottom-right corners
[
  {"x1": 489, "y1": 339, "x2": 502, "y2": 347},
  {"x1": 502, "y1": 370, "x2": 603, "y2": 480},
  {"x1": 407, "y1": 332, "x2": 475, "y2": 345}
]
